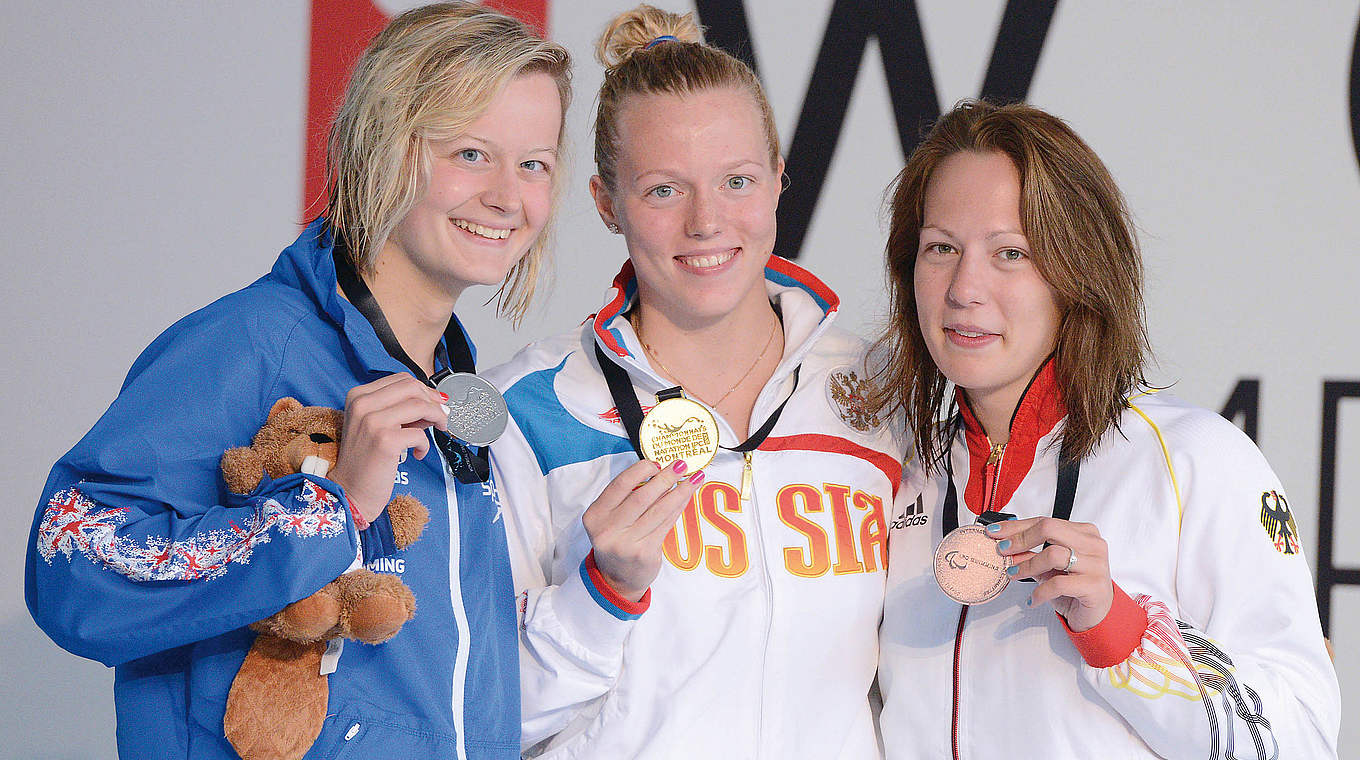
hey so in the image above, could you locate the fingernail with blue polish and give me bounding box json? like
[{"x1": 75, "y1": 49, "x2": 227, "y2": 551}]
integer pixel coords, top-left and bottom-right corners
[
  {"x1": 1006, "y1": 514, "x2": 1018, "y2": 520},
  {"x1": 996, "y1": 539, "x2": 1011, "y2": 551},
  {"x1": 1025, "y1": 597, "x2": 1033, "y2": 607},
  {"x1": 985, "y1": 523, "x2": 1000, "y2": 534},
  {"x1": 1006, "y1": 565, "x2": 1019, "y2": 576}
]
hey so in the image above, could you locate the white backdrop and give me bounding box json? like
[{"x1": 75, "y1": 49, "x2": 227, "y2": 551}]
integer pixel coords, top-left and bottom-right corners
[{"x1": 2, "y1": 2, "x2": 1356, "y2": 757}]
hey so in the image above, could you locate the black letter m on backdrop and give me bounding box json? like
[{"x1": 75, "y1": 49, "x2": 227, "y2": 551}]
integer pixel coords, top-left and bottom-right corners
[{"x1": 694, "y1": 0, "x2": 1059, "y2": 259}]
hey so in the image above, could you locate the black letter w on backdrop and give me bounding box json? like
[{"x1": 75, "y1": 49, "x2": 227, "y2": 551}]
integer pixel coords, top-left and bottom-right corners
[{"x1": 694, "y1": 0, "x2": 1058, "y2": 260}]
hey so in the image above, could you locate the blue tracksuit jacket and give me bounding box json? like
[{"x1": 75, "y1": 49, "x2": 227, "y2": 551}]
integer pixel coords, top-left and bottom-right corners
[{"x1": 25, "y1": 219, "x2": 519, "y2": 759}]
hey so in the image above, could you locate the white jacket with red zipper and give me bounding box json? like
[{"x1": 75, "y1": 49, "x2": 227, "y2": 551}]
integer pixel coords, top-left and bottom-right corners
[
  {"x1": 486, "y1": 258, "x2": 906, "y2": 759},
  {"x1": 878, "y1": 361, "x2": 1339, "y2": 759}
]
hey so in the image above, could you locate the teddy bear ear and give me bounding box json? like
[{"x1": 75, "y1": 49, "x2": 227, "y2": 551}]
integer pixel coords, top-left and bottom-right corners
[{"x1": 268, "y1": 397, "x2": 303, "y2": 422}]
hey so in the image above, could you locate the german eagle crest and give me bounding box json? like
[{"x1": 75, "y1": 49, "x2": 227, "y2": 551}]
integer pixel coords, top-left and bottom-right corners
[{"x1": 1259, "y1": 490, "x2": 1299, "y2": 555}]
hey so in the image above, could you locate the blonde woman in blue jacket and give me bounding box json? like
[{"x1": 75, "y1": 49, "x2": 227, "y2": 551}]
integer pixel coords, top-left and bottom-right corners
[{"x1": 26, "y1": 6, "x2": 569, "y2": 758}]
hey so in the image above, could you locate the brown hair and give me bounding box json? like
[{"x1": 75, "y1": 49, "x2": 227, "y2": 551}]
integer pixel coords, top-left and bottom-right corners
[
  {"x1": 871, "y1": 100, "x2": 1149, "y2": 469},
  {"x1": 592, "y1": 4, "x2": 780, "y2": 189},
  {"x1": 325, "y1": 2, "x2": 571, "y2": 322}
]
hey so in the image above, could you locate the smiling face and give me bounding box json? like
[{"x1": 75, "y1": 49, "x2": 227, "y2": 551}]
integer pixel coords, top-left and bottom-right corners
[
  {"x1": 914, "y1": 150, "x2": 1062, "y2": 432},
  {"x1": 381, "y1": 72, "x2": 562, "y2": 301},
  {"x1": 591, "y1": 87, "x2": 783, "y2": 329}
]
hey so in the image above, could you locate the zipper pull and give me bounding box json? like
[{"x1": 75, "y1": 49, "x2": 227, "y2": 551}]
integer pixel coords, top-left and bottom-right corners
[
  {"x1": 986, "y1": 441, "x2": 1006, "y2": 466},
  {"x1": 983, "y1": 441, "x2": 1006, "y2": 512},
  {"x1": 740, "y1": 451, "x2": 754, "y2": 503}
]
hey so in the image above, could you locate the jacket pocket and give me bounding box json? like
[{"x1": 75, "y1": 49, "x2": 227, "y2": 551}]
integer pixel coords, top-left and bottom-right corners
[{"x1": 306, "y1": 711, "x2": 457, "y2": 760}]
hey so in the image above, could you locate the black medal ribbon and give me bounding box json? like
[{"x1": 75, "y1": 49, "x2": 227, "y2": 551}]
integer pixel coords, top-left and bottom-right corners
[
  {"x1": 940, "y1": 421, "x2": 1080, "y2": 584},
  {"x1": 593, "y1": 342, "x2": 799, "y2": 460},
  {"x1": 940, "y1": 456, "x2": 1078, "y2": 534},
  {"x1": 333, "y1": 239, "x2": 489, "y2": 484}
]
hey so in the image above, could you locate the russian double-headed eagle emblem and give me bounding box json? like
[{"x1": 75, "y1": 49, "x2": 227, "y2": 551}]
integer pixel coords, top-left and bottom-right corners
[{"x1": 827, "y1": 368, "x2": 880, "y2": 433}]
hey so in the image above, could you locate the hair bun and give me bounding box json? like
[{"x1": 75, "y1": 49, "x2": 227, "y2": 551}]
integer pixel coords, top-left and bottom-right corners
[{"x1": 595, "y1": 4, "x2": 703, "y2": 69}]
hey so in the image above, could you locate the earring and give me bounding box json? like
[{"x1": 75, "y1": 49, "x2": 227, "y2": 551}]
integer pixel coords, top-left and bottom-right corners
[{"x1": 607, "y1": 223, "x2": 621, "y2": 234}]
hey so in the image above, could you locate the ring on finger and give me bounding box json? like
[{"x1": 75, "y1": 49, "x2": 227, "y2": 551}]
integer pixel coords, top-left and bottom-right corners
[{"x1": 1062, "y1": 546, "x2": 1078, "y2": 573}]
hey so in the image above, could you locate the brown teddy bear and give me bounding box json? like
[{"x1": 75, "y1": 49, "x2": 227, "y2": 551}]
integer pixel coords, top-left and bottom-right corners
[{"x1": 220, "y1": 397, "x2": 428, "y2": 760}]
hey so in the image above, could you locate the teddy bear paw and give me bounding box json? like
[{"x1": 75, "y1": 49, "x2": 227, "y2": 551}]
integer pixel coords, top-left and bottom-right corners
[
  {"x1": 335, "y1": 570, "x2": 417, "y2": 644},
  {"x1": 250, "y1": 582, "x2": 343, "y2": 643}
]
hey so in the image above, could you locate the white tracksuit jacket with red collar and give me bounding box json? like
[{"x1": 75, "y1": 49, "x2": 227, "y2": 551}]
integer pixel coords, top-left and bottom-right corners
[
  {"x1": 878, "y1": 362, "x2": 1339, "y2": 759},
  {"x1": 486, "y1": 258, "x2": 905, "y2": 759}
]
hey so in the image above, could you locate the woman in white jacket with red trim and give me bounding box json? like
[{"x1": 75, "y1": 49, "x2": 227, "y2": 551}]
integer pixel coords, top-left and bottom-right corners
[
  {"x1": 485, "y1": 6, "x2": 903, "y2": 759},
  {"x1": 872, "y1": 100, "x2": 1339, "y2": 759}
]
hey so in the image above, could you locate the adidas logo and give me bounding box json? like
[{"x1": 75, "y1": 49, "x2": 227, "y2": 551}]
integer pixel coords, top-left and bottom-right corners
[{"x1": 890, "y1": 495, "x2": 930, "y2": 530}]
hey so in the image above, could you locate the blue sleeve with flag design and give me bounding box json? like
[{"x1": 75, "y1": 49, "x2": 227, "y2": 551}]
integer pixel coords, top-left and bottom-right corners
[{"x1": 25, "y1": 302, "x2": 362, "y2": 667}]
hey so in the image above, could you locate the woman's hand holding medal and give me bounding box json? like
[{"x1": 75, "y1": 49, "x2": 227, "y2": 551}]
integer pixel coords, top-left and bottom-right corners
[
  {"x1": 987, "y1": 516, "x2": 1114, "y2": 632},
  {"x1": 583, "y1": 459, "x2": 706, "y2": 603},
  {"x1": 330, "y1": 374, "x2": 450, "y2": 524}
]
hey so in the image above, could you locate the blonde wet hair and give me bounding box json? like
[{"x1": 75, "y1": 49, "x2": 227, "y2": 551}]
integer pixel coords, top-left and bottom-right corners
[{"x1": 325, "y1": 2, "x2": 571, "y2": 321}]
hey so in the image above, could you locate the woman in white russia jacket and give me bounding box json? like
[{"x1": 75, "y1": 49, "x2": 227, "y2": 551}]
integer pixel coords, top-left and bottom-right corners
[{"x1": 486, "y1": 6, "x2": 904, "y2": 759}]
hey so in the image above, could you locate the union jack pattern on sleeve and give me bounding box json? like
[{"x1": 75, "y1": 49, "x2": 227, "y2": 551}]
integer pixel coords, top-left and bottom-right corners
[{"x1": 37, "y1": 482, "x2": 347, "y2": 582}]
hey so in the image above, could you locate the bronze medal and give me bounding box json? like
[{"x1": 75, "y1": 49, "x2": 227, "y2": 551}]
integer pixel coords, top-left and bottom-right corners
[{"x1": 933, "y1": 524, "x2": 1012, "y2": 605}]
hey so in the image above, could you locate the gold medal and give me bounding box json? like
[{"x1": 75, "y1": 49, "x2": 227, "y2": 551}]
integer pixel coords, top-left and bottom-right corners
[{"x1": 638, "y1": 388, "x2": 719, "y2": 472}]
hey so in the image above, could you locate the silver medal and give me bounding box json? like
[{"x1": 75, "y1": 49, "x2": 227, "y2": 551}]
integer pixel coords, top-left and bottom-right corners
[{"x1": 436, "y1": 372, "x2": 509, "y2": 446}]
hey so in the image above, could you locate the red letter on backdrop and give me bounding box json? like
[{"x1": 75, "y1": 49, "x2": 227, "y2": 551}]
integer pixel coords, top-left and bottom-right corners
[{"x1": 303, "y1": 0, "x2": 549, "y2": 220}]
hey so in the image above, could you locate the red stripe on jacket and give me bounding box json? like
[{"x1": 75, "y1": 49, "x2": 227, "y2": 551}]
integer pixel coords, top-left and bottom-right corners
[{"x1": 761, "y1": 434, "x2": 902, "y2": 497}]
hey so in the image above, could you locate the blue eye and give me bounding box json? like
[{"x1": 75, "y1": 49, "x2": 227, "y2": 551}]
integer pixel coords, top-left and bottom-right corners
[
  {"x1": 727, "y1": 176, "x2": 749, "y2": 190},
  {"x1": 458, "y1": 148, "x2": 483, "y2": 162},
  {"x1": 521, "y1": 159, "x2": 548, "y2": 173},
  {"x1": 649, "y1": 185, "x2": 675, "y2": 199}
]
